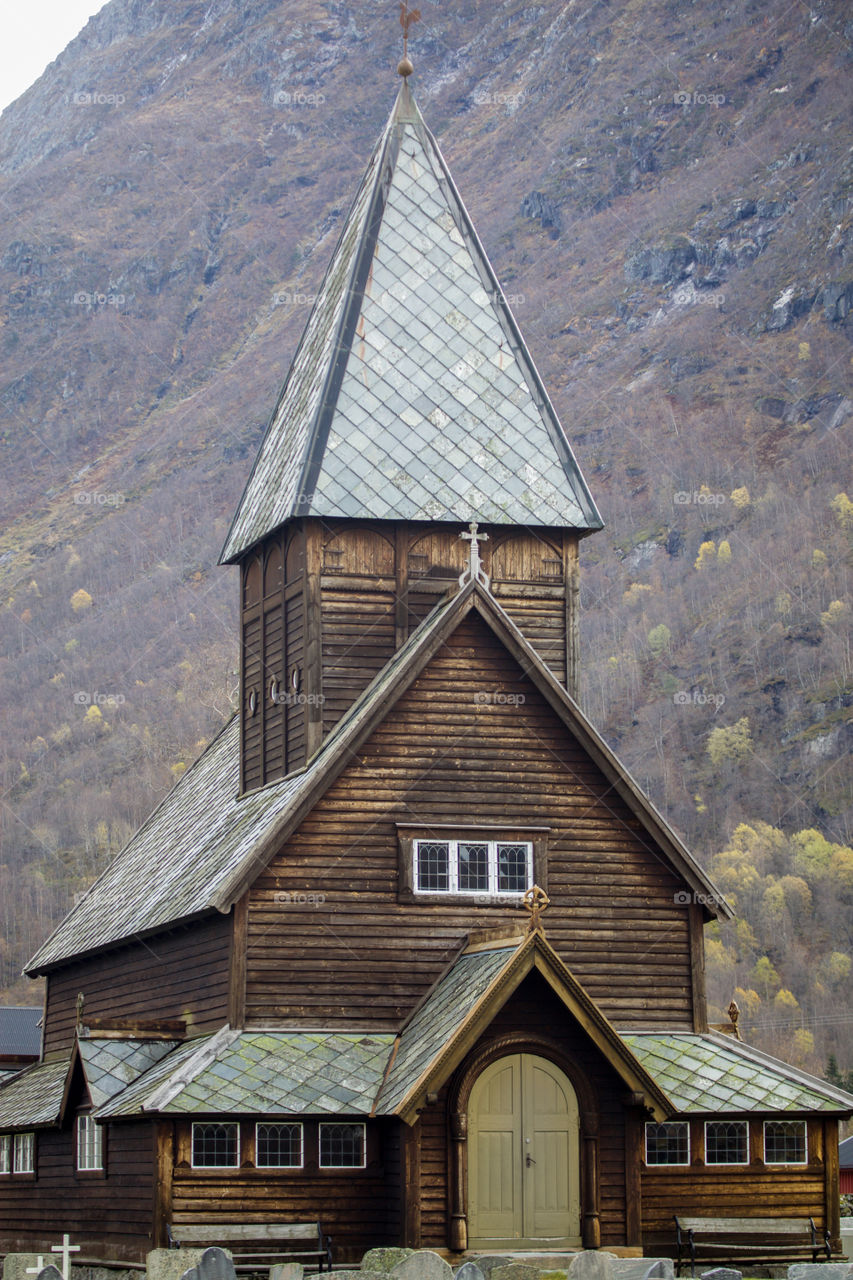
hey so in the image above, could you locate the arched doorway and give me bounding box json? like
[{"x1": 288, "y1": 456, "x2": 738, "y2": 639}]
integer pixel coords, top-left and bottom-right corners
[{"x1": 467, "y1": 1053, "x2": 581, "y2": 1248}]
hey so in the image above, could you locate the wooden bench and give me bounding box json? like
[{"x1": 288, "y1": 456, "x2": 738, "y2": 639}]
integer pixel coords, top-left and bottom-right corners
[
  {"x1": 674, "y1": 1215, "x2": 832, "y2": 1276},
  {"x1": 167, "y1": 1222, "x2": 333, "y2": 1274}
]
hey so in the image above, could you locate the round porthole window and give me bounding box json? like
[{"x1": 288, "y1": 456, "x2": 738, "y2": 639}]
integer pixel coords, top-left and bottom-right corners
[
  {"x1": 290, "y1": 665, "x2": 301, "y2": 693},
  {"x1": 248, "y1": 688, "x2": 258, "y2": 716},
  {"x1": 269, "y1": 678, "x2": 279, "y2": 704}
]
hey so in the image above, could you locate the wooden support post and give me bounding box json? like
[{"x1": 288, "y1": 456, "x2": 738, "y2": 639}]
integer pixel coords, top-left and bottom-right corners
[
  {"x1": 624, "y1": 1105, "x2": 643, "y2": 1246},
  {"x1": 228, "y1": 893, "x2": 248, "y2": 1029},
  {"x1": 689, "y1": 902, "x2": 708, "y2": 1032},
  {"x1": 825, "y1": 1117, "x2": 841, "y2": 1251},
  {"x1": 449, "y1": 1111, "x2": 468, "y2": 1252},
  {"x1": 304, "y1": 519, "x2": 323, "y2": 758},
  {"x1": 152, "y1": 1120, "x2": 175, "y2": 1249},
  {"x1": 582, "y1": 1132, "x2": 601, "y2": 1248},
  {"x1": 403, "y1": 1118, "x2": 422, "y2": 1247}
]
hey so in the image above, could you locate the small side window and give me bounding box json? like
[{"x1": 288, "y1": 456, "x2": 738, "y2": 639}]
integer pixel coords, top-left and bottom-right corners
[
  {"x1": 191, "y1": 1122, "x2": 239, "y2": 1168},
  {"x1": 645, "y1": 1121, "x2": 690, "y2": 1165},
  {"x1": 13, "y1": 1131, "x2": 35, "y2": 1174},
  {"x1": 705, "y1": 1120, "x2": 748, "y2": 1164},
  {"x1": 318, "y1": 1122, "x2": 366, "y2": 1168},
  {"x1": 76, "y1": 1114, "x2": 104, "y2": 1171},
  {"x1": 0, "y1": 1134, "x2": 11, "y2": 1174},
  {"x1": 764, "y1": 1120, "x2": 806, "y2": 1164}
]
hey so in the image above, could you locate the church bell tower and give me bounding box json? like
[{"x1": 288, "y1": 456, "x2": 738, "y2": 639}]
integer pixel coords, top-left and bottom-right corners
[{"x1": 220, "y1": 67, "x2": 602, "y2": 794}]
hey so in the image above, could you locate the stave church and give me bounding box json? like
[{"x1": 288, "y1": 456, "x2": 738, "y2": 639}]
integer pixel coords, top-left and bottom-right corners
[{"x1": 1, "y1": 57, "x2": 851, "y2": 1267}]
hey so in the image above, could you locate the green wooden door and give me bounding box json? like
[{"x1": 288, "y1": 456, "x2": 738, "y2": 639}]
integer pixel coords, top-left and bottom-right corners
[{"x1": 468, "y1": 1054, "x2": 581, "y2": 1247}]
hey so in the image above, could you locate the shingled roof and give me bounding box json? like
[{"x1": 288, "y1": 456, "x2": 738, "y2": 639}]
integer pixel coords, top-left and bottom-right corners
[
  {"x1": 220, "y1": 78, "x2": 601, "y2": 563},
  {"x1": 27, "y1": 581, "x2": 730, "y2": 975}
]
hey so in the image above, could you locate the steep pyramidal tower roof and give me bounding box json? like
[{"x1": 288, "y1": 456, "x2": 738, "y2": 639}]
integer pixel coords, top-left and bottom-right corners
[{"x1": 221, "y1": 78, "x2": 602, "y2": 564}]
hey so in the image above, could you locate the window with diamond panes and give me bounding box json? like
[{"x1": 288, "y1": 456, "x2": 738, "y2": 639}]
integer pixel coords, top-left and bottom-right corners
[
  {"x1": 13, "y1": 1131, "x2": 34, "y2": 1174},
  {"x1": 414, "y1": 839, "x2": 532, "y2": 897},
  {"x1": 705, "y1": 1120, "x2": 748, "y2": 1164},
  {"x1": 256, "y1": 1122, "x2": 303, "y2": 1168},
  {"x1": 0, "y1": 1135, "x2": 10, "y2": 1174},
  {"x1": 764, "y1": 1120, "x2": 806, "y2": 1164},
  {"x1": 76, "y1": 1114, "x2": 104, "y2": 1171},
  {"x1": 191, "y1": 1122, "x2": 239, "y2": 1168},
  {"x1": 644, "y1": 1121, "x2": 690, "y2": 1165},
  {"x1": 318, "y1": 1122, "x2": 366, "y2": 1168}
]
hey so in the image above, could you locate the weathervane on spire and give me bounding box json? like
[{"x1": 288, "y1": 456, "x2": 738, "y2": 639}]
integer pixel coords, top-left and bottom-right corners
[{"x1": 398, "y1": 2, "x2": 420, "y2": 77}]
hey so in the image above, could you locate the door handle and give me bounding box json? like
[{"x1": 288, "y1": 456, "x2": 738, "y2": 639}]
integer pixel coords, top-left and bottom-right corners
[{"x1": 526, "y1": 1153, "x2": 536, "y2": 1166}]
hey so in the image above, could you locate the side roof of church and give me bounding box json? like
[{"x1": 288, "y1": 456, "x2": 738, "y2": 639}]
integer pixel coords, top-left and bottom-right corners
[{"x1": 221, "y1": 78, "x2": 602, "y2": 563}]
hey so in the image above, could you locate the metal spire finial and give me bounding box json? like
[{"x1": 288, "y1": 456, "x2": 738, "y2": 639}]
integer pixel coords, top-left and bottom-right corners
[{"x1": 398, "y1": 3, "x2": 420, "y2": 77}]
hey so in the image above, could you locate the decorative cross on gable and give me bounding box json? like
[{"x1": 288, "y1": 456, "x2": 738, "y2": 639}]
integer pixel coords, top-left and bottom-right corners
[
  {"x1": 523, "y1": 884, "x2": 551, "y2": 934},
  {"x1": 459, "y1": 522, "x2": 490, "y2": 589},
  {"x1": 50, "y1": 1234, "x2": 80, "y2": 1280}
]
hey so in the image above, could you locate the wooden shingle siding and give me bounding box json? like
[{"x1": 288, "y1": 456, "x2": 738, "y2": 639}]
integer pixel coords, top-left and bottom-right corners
[
  {"x1": 43, "y1": 916, "x2": 231, "y2": 1055},
  {"x1": 246, "y1": 612, "x2": 692, "y2": 1030},
  {"x1": 0, "y1": 1121, "x2": 153, "y2": 1260}
]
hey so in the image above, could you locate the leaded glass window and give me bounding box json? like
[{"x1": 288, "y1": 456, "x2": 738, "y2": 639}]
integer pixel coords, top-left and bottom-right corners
[
  {"x1": 256, "y1": 1123, "x2": 303, "y2": 1167},
  {"x1": 705, "y1": 1120, "x2": 748, "y2": 1164},
  {"x1": 764, "y1": 1120, "x2": 806, "y2": 1164},
  {"x1": 318, "y1": 1122, "x2": 366, "y2": 1168},
  {"x1": 645, "y1": 1121, "x2": 690, "y2": 1165},
  {"x1": 413, "y1": 839, "x2": 532, "y2": 897},
  {"x1": 191, "y1": 1122, "x2": 239, "y2": 1168},
  {"x1": 77, "y1": 1114, "x2": 104, "y2": 1171}
]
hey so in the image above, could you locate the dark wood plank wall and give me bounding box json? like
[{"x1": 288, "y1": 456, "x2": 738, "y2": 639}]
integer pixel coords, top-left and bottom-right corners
[
  {"x1": 42, "y1": 915, "x2": 232, "y2": 1056},
  {"x1": 169, "y1": 1118, "x2": 401, "y2": 1264},
  {"x1": 0, "y1": 1120, "x2": 153, "y2": 1260},
  {"x1": 245, "y1": 612, "x2": 693, "y2": 1031},
  {"x1": 321, "y1": 586, "x2": 397, "y2": 736},
  {"x1": 641, "y1": 1116, "x2": 832, "y2": 1252}
]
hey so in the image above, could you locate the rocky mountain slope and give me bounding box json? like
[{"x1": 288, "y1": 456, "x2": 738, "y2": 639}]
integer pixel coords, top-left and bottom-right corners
[{"x1": 0, "y1": 0, "x2": 850, "y2": 1066}]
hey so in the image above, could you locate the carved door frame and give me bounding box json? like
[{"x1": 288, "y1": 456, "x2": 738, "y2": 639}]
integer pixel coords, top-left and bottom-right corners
[{"x1": 447, "y1": 1033, "x2": 601, "y2": 1252}]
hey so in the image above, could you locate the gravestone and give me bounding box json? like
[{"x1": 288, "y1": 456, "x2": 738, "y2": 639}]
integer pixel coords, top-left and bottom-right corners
[
  {"x1": 788, "y1": 1267, "x2": 853, "y2": 1280},
  {"x1": 568, "y1": 1253, "x2": 618, "y2": 1280},
  {"x1": 4, "y1": 1255, "x2": 52, "y2": 1280},
  {"x1": 699, "y1": 1270, "x2": 742, "y2": 1280},
  {"x1": 37, "y1": 1269, "x2": 63, "y2": 1280},
  {"x1": 472, "y1": 1260, "x2": 513, "y2": 1280},
  {"x1": 391, "y1": 1252, "x2": 453, "y2": 1280},
  {"x1": 180, "y1": 1248, "x2": 236, "y2": 1280},
  {"x1": 491, "y1": 1265, "x2": 542, "y2": 1280},
  {"x1": 613, "y1": 1260, "x2": 675, "y2": 1280},
  {"x1": 363, "y1": 1251, "x2": 416, "y2": 1273},
  {"x1": 269, "y1": 1266, "x2": 303, "y2": 1280},
  {"x1": 454, "y1": 1264, "x2": 486, "y2": 1280}
]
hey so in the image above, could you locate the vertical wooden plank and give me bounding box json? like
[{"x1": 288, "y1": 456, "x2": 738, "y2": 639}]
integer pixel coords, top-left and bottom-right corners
[
  {"x1": 688, "y1": 902, "x2": 708, "y2": 1032},
  {"x1": 403, "y1": 1118, "x2": 422, "y2": 1247},
  {"x1": 304, "y1": 519, "x2": 323, "y2": 758},
  {"x1": 152, "y1": 1120, "x2": 174, "y2": 1249},
  {"x1": 623, "y1": 1105, "x2": 643, "y2": 1246},
  {"x1": 825, "y1": 1117, "x2": 840, "y2": 1250},
  {"x1": 228, "y1": 895, "x2": 248, "y2": 1029},
  {"x1": 564, "y1": 533, "x2": 579, "y2": 699}
]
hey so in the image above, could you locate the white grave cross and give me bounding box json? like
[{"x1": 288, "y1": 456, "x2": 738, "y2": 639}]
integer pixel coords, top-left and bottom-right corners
[
  {"x1": 25, "y1": 1259, "x2": 46, "y2": 1277},
  {"x1": 459, "y1": 521, "x2": 490, "y2": 589},
  {"x1": 50, "y1": 1235, "x2": 80, "y2": 1280}
]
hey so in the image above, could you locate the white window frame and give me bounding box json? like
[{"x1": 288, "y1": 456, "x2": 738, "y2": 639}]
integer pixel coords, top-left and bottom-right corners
[
  {"x1": 704, "y1": 1120, "x2": 749, "y2": 1165},
  {"x1": 191, "y1": 1121, "x2": 240, "y2": 1169},
  {"x1": 644, "y1": 1120, "x2": 690, "y2": 1166},
  {"x1": 0, "y1": 1134, "x2": 10, "y2": 1174},
  {"x1": 255, "y1": 1121, "x2": 304, "y2": 1168},
  {"x1": 318, "y1": 1122, "x2": 367, "y2": 1169},
  {"x1": 76, "y1": 1113, "x2": 104, "y2": 1171},
  {"x1": 763, "y1": 1119, "x2": 807, "y2": 1165},
  {"x1": 13, "y1": 1131, "x2": 34, "y2": 1174},
  {"x1": 412, "y1": 839, "x2": 533, "y2": 898}
]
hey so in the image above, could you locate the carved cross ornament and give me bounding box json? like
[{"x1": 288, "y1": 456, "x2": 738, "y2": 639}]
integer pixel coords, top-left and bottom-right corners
[
  {"x1": 459, "y1": 521, "x2": 490, "y2": 589},
  {"x1": 523, "y1": 884, "x2": 551, "y2": 934}
]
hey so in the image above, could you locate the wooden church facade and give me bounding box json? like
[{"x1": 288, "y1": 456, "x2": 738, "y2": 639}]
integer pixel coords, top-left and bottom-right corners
[{"x1": 2, "y1": 71, "x2": 851, "y2": 1266}]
